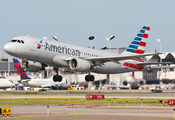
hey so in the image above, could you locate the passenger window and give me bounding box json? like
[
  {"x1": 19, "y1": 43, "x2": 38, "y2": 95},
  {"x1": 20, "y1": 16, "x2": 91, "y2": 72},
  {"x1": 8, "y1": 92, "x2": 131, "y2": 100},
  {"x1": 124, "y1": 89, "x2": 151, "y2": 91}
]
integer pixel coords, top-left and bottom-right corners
[
  {"x1": 11, "y1": 40, "x2": 17, "y2": 42},
  {"x1": 17, "y1": 40, "x2": 21, "y2": 43}
]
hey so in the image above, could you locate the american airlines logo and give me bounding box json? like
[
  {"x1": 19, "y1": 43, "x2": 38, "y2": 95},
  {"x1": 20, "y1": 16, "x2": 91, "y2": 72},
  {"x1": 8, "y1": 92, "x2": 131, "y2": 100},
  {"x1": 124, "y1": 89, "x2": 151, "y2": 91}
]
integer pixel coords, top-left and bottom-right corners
[
  {"x1": 45, "y1": 42, "x2": 81, "y2": 56},
  {"x1": 37, "y1": 40, "x2": 42, "y2": 49}
]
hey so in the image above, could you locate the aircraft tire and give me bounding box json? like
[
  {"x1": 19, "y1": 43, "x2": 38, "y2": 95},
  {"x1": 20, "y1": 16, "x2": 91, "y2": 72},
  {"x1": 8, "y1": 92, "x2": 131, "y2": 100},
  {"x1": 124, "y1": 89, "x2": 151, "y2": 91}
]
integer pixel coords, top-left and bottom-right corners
[
  {"x1": 89, "y1": 75, "x2": 94, "y2": 82},
  {"x1": 53, "y1": 75, "x2": 57, "y2": 82},
  {"x1": 85, "y1": 75, "x2": 89, "y2": 82},
  {"x1": 53, "y1": 75, "x2": 62, "y2": 82},
  {"x1": 58, "y1": 75, "x2": 62, "y2": 82},
  {"x1": 85, "y1": 75, "x2": 94, "y2": 82}
]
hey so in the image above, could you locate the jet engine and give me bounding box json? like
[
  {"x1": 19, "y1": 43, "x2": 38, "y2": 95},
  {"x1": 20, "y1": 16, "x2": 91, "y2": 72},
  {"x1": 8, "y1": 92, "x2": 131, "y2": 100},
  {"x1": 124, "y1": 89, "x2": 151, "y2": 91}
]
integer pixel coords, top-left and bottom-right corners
[
  {"x1": 139, "y1": 80, "x2": 146, "y2": 86},
  {"x1": 23, "y1": 60, "x2": 45, "y2": 72},
  {"x1": 123, "y1": 80, "x2": 128, "y2": 86},
  {"x1": 69, "y1": 58, "x2": 92, "y2": 72}
]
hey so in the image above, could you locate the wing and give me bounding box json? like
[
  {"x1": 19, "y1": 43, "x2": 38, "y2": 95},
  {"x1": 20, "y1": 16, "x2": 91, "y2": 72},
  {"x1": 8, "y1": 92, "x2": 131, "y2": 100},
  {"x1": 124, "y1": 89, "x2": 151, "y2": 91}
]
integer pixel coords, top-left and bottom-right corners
[{"x1": 84, "y1": 52, "x2": 162, "y2": 65}]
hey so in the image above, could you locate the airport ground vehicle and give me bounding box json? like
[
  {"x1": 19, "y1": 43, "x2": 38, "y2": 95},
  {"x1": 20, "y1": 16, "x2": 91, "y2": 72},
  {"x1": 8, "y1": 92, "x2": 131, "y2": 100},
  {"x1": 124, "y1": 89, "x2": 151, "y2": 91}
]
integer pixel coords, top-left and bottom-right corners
[{"x1": 70, "y1": 85, "x2": 84, "y2": 90}]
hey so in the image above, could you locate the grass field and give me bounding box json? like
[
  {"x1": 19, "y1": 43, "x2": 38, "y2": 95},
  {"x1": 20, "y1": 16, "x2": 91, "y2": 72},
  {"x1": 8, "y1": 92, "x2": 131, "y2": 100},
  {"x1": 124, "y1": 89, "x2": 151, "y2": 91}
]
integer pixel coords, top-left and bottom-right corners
[{"x1": 0, "y1": 98, "x2": 173, "y2": 105}]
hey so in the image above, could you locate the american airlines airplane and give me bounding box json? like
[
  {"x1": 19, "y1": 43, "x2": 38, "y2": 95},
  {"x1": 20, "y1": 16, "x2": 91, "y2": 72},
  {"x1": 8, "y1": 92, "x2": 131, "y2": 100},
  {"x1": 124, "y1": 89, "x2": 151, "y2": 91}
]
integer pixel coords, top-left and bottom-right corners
[
  {"x1": 13, "y1": 58, "x2": 71, "y2": 88},
  {"x1": 4, "y1": 26, "x2": 162, "y2": 82}
]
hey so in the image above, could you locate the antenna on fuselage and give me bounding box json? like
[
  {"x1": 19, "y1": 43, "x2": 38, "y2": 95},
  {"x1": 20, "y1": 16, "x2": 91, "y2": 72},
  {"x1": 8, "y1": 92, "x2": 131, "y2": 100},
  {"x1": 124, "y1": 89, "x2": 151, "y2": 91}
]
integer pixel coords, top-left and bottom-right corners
[
  {"x1": 27, "y1": 34, "x2": 29, "y2": 37},
  {"x1": 52, "y1": 36, "x2": 58, "y2": 41},
  {"x1": 43, "y1": 37, "x2": 48, "y2": 40}
]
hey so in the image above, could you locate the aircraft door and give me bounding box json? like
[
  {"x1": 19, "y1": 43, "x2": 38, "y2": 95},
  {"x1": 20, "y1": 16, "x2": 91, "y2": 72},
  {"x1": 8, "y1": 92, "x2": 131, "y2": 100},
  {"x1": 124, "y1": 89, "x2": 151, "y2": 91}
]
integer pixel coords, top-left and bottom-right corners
[
  {"x1": 29, "y1": 38, "x2": 40, "y2": 59},
  {"x1": 30, "y1": 38, "x2": 37, "y2": 51}
]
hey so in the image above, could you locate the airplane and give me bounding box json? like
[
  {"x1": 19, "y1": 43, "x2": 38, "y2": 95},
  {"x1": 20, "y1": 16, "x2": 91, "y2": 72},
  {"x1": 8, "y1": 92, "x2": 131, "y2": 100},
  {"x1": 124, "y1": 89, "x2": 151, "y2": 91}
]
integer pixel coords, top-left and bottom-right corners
[
  {"x1": 125, "y1": 71, "x2": 146, "y2": 89},
  {"x1": 105, "y1": 71, "x2": 146, "y2": 89},
  {"x1": 0, "y1": 79, "x2": 16, "y2": 88},
  {"x1": 4, "y1": 26, "x2": 165, "y2": 83},
  {"x1": 13, "y1": 58, "x2": 71, "y2": 89}
]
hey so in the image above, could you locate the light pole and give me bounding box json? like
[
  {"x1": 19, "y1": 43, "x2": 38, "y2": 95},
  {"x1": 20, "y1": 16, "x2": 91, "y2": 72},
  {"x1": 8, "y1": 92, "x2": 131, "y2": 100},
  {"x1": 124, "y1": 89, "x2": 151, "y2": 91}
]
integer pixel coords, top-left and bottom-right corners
[
  {"x1": 89, "y1": 36, "x2": 94, "y2": 49},
  {"x1": 157, "y1": 39, "x2": 162, "y2": 63},
  {"x1": 106, "y1": 35, "x2": 115, "y2": 52}
]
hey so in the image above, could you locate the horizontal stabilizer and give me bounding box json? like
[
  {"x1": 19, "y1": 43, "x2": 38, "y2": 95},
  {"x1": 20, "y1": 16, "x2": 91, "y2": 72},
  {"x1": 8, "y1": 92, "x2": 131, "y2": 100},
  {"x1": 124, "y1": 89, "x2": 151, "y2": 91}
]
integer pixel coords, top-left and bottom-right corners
[
  {"x1": 21, "y1": 79, "x2": 31, "y2": 83},
  {"x1": 136, "y1": 62, "x2": 172, "y2": 66}
]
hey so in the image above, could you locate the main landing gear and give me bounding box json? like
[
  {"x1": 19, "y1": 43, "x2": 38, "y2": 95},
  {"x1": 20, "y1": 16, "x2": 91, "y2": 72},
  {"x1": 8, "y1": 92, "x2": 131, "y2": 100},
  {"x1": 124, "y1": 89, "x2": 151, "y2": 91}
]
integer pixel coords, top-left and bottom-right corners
[
  {"x1": 53, "y1": 67, "x2": 62, "y2": 82},
  {"x1": 53, "y1": 75, "x2": 62, "y2": 82},
  {"x1": 85, "y1": 73, "x2": 95, "y2": 82},
  {"x1": 21, "y1": 58, "x2": 28, "y2": 71}
]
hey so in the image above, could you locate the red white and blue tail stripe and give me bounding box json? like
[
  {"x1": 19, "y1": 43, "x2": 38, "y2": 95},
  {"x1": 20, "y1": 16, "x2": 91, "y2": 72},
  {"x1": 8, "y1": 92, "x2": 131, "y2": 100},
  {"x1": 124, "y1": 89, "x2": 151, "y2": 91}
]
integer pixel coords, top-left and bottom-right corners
[
  {"x1": 13, "y1": 58, "x2": 31, "y2": 80},
  {"x1": 124, "y1": 26, "x2": 150, "y2": 54}
]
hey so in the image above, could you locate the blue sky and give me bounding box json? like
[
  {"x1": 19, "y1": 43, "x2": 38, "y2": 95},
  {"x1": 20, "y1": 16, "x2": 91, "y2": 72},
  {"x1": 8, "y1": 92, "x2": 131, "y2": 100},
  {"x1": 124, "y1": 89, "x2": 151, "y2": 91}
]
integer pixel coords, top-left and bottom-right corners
[{"x1": 0, "y1": 0, "x2": 175, "y2": 57}]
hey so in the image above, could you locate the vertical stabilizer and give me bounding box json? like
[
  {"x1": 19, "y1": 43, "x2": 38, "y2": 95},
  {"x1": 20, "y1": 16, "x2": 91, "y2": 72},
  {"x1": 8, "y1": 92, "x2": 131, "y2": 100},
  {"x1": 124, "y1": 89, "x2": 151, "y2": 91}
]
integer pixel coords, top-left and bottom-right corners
[
  {"x1": 124, "y1": 26, "x2": 150, "y2": 54},
  {"x1": 13, "y1": 58, "x2": 31, "y2": 80}
]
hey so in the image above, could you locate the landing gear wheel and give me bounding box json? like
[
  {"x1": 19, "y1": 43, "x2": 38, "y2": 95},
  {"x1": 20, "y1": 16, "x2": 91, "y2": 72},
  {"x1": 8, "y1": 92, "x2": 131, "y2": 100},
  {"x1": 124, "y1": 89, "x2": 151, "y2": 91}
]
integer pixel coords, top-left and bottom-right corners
[
  {"x1": 85, "y1": 75, "x2": 95, "y2": 82},
  {"x1": 53, "y1": 75, "x2": 62, "y2": 82},
  {"x1": 85, "y1": 75, "x2": 89, "y2": 82},
  {"x1": 89, "y1": 75, "x2": 94, "y2": 81}
]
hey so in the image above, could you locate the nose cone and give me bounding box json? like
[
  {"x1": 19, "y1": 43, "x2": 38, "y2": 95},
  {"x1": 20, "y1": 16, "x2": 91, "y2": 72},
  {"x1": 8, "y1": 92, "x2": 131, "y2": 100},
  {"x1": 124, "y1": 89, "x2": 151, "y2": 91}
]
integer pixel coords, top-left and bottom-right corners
[{"x1": 4, "y1": 43, "x2": 14, "y2": 55}]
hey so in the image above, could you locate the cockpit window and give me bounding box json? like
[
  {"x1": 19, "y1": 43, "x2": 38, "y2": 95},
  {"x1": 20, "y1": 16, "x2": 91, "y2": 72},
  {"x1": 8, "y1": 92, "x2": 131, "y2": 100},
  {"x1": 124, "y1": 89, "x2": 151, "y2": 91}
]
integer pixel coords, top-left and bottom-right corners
[
  {"x1": 11, "y1": 40, "x2": 17, "y2": 42},
  {"x1": 11, "y1": 39, "x2": 24, "y2": 44},
  {"x1": 17, "y1": 40, "x2": 21, "y2": 43}
]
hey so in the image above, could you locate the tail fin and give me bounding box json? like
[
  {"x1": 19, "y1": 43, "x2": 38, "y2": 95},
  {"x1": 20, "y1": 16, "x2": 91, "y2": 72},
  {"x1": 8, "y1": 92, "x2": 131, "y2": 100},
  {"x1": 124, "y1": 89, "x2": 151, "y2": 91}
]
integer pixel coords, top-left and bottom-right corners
[
  {"x1": 132, "y1": 71, "x2": 135, "y2": 78},
  {"x1": 13, "y1": 58, "x2": 31, "y2": 80},
  {"x1": 124, "y1": 26, "x2": 150, "y2": 54}
]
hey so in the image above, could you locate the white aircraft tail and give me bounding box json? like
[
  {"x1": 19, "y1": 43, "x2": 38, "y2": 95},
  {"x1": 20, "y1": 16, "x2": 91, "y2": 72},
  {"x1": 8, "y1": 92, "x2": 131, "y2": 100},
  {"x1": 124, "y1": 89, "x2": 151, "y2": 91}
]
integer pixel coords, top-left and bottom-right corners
[{"x1": 124, "y1": 26, "x2": 150, "y2": 54}]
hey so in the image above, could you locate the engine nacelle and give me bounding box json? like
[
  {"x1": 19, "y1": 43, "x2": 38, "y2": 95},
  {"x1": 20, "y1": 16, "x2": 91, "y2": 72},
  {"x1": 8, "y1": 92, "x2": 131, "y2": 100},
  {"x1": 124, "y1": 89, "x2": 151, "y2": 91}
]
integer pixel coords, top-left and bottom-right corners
[
  {"x1": 24, "y1": 61, "x2": 45, "y2": 72},
  {"x1": 69, "y1": 58, "x2": 92, "y2": 72},
  {"x1": 123, "y1": 80, "x2": 128, "y2": 86},
  {"x1": 139, "y1": 80, "x2": 146, "y2": 86}
]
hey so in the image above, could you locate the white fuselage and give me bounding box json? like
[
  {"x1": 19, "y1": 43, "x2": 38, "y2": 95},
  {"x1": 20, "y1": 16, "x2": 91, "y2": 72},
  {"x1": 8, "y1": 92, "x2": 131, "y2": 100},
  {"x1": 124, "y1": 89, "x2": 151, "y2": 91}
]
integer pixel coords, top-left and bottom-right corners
[
  {"x1": 4, "y1": 36, "x2": 144, "y2": 74},
  {"x1": 22, "y1": 78, "x2": 70, "y2": 87},
  {"x1": 0, "y1": 79, "x2": 16, "y2": 88},
  {"x1": 126, "y1": 77, "x2": 146, "y2": 88}
]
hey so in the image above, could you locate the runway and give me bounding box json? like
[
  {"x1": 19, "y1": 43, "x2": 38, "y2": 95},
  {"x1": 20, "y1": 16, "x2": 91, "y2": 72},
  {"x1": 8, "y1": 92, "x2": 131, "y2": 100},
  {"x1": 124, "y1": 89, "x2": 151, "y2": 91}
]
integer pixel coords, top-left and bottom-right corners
[
  {"x1": 0, "y1": 105, "x2": 173, "y2": 120},
  {"x1": 1, "y1": 92, "x2": 175, "y2": 99},
  {"x1": 0, "y1": 91, "x2": 175, "y2": 119}
]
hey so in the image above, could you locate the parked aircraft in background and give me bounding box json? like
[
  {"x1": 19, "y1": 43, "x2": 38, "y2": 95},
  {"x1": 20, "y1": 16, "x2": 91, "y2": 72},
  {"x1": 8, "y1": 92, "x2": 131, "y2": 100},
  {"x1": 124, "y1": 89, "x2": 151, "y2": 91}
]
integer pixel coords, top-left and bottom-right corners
[
  {"x1": 123, "y1": 71, "x2": 146, "y2": 89},
  {"x1": 0, "y1": 79, "x2": 16, "y2": 88},
  {"x1": 105, "y1": 71, "x2": 146, "y2": 89},
  {"x1": 13, "y1": 58, "x2": 70, "y2": 89},
  {"x1": 4, "y1": 26, "x2": 166, "y2": 82}
]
